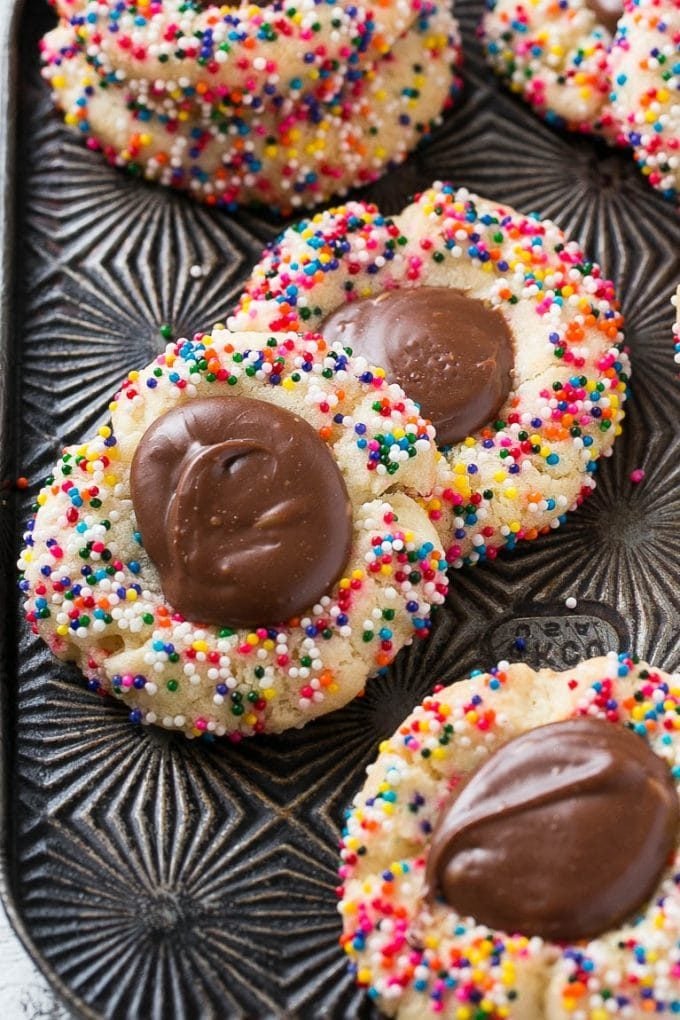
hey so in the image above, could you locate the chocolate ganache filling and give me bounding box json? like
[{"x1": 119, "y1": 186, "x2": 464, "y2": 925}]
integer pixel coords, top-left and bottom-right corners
[
  {"x1": 321, "y1": 287, "x2": 514, "y2": 446},
  {"x1": 425, "y1": 717, "x2": 679, "y2": 941},
  {"x1": 130, "y1": 396, "x2": 353, "y2": 627},
  {"x1": 584, "y1": 0, "x2": 623, "y2": 34}
]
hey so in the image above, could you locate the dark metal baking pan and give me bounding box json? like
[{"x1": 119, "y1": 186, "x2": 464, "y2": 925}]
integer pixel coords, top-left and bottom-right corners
[{"x1": 1, "y1": 0, "x2": 679, "y2": 1016}]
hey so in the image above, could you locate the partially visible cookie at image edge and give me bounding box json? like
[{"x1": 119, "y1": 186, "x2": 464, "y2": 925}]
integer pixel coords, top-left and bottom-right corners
[{"x1": 339, "y1": 652, "x2": 680, "y2": 1019}]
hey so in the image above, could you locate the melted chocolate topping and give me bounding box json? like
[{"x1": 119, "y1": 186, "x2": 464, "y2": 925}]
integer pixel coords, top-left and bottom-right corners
[
  {"x1": 130, "y1": 396, "x2": 353, "y2": 627},
  {"x1": 321, "y1": 287, "x2": 514, "y2": 446},
  {"x1": 584, "y1": 0, "x2": 623, "y2": 34},
  {"x1": 426, "y1": 717, "x2": 679, "y2": 941}
]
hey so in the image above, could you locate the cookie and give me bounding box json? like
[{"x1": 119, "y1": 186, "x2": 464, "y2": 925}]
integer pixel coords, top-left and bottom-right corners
[
  {"x1": 227, "y1": 183, "x2": 630, "y2": 567},
  {"x1": 482, "y1": 0, "x2": 617, "y2": 135},
  {"x1": 608, "y1": 0, "x2": 680, "y2": 202},
  {"x1": 339, "y1": 653, "x2": 680, "y2": 1019},
  {"x1": 18, "y1": 331, "x2": 449, "y2": 738},
  {"x1": 481, "y1": 0, "x2": 679, "y2": 202},
  {"x1": 48, "y1": 0, "x2": 421, "y2": 111},
  {"x1": 41, "y1": 5, "x2": 461, "y2": 212}
]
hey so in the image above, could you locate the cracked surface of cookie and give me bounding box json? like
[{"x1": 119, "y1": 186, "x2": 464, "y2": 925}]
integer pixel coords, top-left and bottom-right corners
[
  {"x1": 18, "y1": 331, "x2": 448, "y2": 738},
  {"x1": 481, "y1": 0, "x2": 679, "y2": 202},
  {"x1": 41, "y1": 4, "x2": 461, "y2": 212},
  {"x1": 228, "y1": 183, "x2": 629, "y2": 567},
  {"x1": 339, "y1": 653, "x2": 680, "y2": 1019}
]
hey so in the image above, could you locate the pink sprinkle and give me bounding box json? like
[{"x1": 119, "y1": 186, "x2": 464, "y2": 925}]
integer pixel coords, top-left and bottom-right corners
[{"x1": 630, "y1": 468, "x2": 645, "y2": 484}]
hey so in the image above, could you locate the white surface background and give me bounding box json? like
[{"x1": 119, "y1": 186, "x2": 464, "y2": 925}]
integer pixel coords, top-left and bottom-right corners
[{"x1": 0, "y1": 901, "x2": 69, "y2": 1017}]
